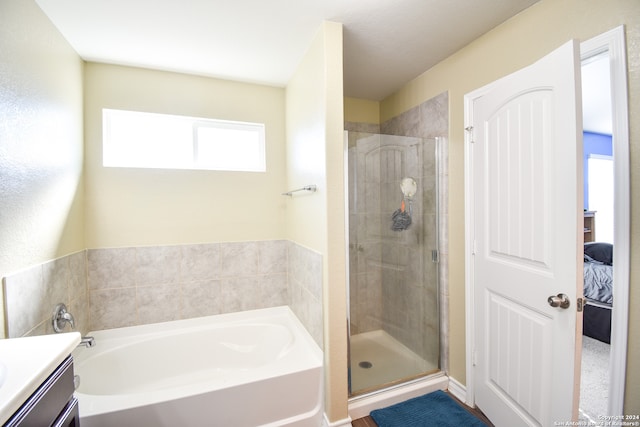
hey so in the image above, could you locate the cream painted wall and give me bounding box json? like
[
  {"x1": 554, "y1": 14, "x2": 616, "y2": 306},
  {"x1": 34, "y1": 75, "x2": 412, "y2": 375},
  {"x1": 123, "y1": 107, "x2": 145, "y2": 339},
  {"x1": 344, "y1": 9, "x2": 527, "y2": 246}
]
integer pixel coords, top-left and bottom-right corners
[
  {"x1": 380, "y1": 0, "x2": 640, "y2": 413},
  {"x1": 83, "y1": 63, "x2": 287, "y2": 248},
  {"x1": 0, "y1": 0, "x2": 85, "y2": 338},
  {"x1": 285, "y1": 21, "x2": 348, "y2": 424},
  {"x1": 344, "y1": 97, "x2": 380, "y2": 125}
]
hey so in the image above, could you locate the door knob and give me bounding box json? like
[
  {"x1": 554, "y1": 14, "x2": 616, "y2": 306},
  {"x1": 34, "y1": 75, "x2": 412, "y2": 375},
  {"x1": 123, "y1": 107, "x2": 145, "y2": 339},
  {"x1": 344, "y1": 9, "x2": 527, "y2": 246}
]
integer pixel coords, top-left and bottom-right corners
[{"x1": 548, "y1": 293, "x2": 570, "y2": 309}]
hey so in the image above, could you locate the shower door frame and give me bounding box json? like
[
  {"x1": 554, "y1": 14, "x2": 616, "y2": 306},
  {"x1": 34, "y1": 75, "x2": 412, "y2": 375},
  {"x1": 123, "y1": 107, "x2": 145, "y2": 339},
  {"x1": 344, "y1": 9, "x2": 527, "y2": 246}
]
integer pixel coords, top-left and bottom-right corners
[{"x1": 345, "y1": 131, "x2": 445, "y2": 398}]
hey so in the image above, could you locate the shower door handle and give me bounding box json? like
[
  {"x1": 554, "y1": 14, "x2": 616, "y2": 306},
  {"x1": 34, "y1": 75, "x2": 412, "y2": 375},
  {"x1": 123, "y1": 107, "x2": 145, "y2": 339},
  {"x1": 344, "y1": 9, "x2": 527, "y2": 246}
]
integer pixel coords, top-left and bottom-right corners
[
  {"x1": 547, "y1": 293, "x2": 570, "y2": 309},
  {"x1": 349, "y1": 243, "x2": 364, "y2": 252}
]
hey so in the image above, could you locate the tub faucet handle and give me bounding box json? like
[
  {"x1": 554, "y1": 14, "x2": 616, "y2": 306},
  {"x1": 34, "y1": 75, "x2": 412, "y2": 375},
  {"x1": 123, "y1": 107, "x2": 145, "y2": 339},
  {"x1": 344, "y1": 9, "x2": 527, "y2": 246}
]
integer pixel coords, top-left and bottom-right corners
[{"x1": 52, "y1": 303, "x2": 76, "y2": 333}]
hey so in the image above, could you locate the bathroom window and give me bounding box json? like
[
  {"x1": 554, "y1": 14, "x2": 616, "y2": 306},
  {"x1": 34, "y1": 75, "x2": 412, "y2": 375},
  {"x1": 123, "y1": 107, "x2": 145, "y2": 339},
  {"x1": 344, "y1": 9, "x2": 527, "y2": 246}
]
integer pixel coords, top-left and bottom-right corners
[{"x1": 102, "y1": 109, "x2": 266, "y2": 172}]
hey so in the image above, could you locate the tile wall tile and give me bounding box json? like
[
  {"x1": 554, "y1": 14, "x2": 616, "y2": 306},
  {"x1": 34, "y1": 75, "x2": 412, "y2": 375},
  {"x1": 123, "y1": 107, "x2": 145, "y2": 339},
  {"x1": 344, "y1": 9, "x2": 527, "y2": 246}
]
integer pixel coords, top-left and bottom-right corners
[
  {"x1": 3, "y1": 250, "x2": 90, "y2": 338},
  {"x1": 87, "y1": 247, "x2": 136, "y2": 290},
  {"x1": 83, "y1": 241, "x2": 316, "y2": 333},
  {"x1": 69, "y1": 251, "x2": 87, "y2": 302},
  {"x1": 3, "y1": 266, "x2": 45, "y2": 337},
  {"x1": 137, "y1": 283, "x2": 181, "y2": 324},
  {"x1": 136, "y1": 245, "x2": 182, "y2": 286},
  {"x1": 181, "y1": 279, "x2": 222, "y2": 318},
  {"x1": 258, "y1": 240, "x2": 287, "y2": 274},
  {"x1": 261, "y1": 273, "x2": 289, "y2": 307},
  {"x1": 180, "y1": 243, "x2": 221, "y2": 282},
  {"x1": 89, "y1": 287, "x2": 137, "y2": 331},
  {"x1": 288, "y1": 241, "x2": 324, "y2": 349},
  {"x1": 345, "y1": 121, "x2": 380, "y2": 134},
  {"x1": 221, "y1": 241, "x2": 258, "y2": 277},
  {"x1": 42, "y1": 257, "x2": 71, "y2": 318},
  {"x1": 381, "y1": 91, "x2": 448, "y2": 139},
  {"x1": 4, "y1": 241, "x2": 322, "y2": 349},
  {"x1": 221, "y1": 276, "x2": 261, "y2": 312},
  {"x1": 83, "y1": 241, "x2": 304, "y2": 331}
]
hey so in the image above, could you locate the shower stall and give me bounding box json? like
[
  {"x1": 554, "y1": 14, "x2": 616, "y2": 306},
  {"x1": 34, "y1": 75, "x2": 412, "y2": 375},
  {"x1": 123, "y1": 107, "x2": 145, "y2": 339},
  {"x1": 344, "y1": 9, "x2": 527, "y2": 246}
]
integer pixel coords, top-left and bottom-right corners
[{"x1": 347, "y1": 131, "x2": 442, "y2": 397}]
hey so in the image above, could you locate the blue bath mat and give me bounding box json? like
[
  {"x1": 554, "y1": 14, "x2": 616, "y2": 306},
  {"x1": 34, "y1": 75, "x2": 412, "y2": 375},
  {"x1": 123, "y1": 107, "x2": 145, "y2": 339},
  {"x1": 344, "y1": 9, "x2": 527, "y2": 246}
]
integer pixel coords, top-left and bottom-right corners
[{"x1": 370, "y1": 390, "x2": 489, "y2": 427}]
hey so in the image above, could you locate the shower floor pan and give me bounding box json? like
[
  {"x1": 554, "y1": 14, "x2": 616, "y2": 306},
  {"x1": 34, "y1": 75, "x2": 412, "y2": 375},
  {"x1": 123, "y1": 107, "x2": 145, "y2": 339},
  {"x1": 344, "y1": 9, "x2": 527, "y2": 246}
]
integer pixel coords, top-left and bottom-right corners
[{"x1": 350, "y1": 330, "x2": 439, "y2": 395}]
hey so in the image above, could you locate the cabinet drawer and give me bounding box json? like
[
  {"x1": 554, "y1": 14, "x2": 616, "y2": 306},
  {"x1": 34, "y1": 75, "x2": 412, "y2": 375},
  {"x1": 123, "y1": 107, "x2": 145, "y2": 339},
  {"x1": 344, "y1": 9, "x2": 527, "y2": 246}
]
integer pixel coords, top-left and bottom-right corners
[
  {"x1": 4, "y1": 356, "x2": 75, "y2": 427},
  {"x1": 52, "y1": 398, "x2": 79, "y2": 427}
]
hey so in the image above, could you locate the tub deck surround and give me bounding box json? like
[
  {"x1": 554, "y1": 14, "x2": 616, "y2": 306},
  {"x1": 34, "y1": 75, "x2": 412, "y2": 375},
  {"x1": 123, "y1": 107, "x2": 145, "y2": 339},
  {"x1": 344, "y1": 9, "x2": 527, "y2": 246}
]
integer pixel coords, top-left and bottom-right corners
[{"x1": 72, "y1": 306, "x2": 324, "y2": 427}]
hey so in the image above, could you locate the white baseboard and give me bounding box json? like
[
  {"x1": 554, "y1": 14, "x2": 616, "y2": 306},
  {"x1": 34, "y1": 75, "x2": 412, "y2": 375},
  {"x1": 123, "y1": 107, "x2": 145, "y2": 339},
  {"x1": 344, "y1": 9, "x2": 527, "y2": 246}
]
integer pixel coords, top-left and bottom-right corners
[
  {"x1": 324, "y1": 377, "x2": 469, "y2": 426},
  {"x1": 323, "y1": 413, "x2": 353, "y2": 427},
  {"x1": 447, "y1": 376, "x2": 469, "y2": 405}
]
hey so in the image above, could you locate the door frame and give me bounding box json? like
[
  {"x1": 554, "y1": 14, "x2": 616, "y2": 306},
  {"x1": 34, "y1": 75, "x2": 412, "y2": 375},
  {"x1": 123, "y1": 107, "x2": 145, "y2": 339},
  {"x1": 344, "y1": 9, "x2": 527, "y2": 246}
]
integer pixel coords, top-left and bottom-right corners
[
  {"x1": 463, "y1": 25, "x2": 630, "y2": 416},
  {"x1": 580, "y1": 25, "x2": 630, "y2": 417}
]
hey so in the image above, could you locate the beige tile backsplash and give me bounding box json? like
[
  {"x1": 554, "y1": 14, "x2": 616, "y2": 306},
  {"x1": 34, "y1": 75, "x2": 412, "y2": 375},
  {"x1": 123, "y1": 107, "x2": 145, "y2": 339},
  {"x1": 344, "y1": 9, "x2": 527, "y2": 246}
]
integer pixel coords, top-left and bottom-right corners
[{"x1": 3, "y1": 239, "x2": 323, "y2": 349}]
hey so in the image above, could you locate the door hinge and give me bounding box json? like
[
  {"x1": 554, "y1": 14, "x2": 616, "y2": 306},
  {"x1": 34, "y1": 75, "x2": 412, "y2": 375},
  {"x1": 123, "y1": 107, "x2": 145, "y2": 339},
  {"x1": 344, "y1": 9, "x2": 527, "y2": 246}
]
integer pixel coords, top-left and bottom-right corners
[
  {"x1": 577, "y1": 297, "x2": 584, "y2": 312},
  {"x1": 472, "y1": 349, "x2": 478, "y2": 367},
  {"x1": 465, "y1": 126, "x2": 475, "y2": 143},
  {"x1": 431, "y1": 249, "x2": 439, "y2": 263}
]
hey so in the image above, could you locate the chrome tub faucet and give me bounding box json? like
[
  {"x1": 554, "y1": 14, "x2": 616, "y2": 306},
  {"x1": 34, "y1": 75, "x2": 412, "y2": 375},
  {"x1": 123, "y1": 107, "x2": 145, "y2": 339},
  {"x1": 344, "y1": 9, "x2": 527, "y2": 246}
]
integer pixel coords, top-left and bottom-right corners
[
  {"x1": 53, "y1": 303, "x2": 96, "y2": 348},
  {"x1": 78, "y1": 336, "x2": 95, "y2": 348},
  {"x1": 52, "y1": 303, "x2": 75, "y2": 333}
]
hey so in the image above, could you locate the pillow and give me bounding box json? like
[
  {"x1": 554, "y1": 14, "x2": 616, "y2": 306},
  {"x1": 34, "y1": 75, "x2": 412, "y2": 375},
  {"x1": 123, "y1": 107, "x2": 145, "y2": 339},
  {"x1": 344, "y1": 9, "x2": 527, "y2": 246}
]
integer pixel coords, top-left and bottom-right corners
[{"x1": 584, "y1": 242, "x2": 613, "y2": 265}]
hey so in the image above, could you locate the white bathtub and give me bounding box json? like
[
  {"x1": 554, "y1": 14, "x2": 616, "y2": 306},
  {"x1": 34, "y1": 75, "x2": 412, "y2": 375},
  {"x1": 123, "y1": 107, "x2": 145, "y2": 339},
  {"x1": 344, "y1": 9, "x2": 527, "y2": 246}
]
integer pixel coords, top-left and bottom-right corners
[{"x1": 72, "y1": 306, "x2": 323, "y2": 427}]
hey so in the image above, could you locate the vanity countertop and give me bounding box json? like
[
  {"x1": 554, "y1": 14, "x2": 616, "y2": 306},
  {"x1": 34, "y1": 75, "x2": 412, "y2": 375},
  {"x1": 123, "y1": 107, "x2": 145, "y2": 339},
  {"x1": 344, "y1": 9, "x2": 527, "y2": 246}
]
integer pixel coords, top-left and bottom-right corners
[{"x1": 0, "y1": 332, "x2": 81, "y2": 425}]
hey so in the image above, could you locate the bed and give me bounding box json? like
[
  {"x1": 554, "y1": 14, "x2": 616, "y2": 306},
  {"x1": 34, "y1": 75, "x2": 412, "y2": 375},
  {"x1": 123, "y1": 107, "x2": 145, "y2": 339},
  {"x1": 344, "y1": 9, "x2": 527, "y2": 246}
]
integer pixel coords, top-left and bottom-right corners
[{"x1": 583, "y1": 242, "x2": 613, "y2": 344}]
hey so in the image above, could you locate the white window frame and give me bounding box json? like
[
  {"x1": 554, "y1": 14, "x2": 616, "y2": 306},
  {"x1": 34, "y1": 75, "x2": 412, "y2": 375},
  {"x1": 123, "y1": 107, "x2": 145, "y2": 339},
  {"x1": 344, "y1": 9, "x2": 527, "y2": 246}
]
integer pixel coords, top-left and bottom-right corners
[{"x1": 102, "y1": 109, "x2": 266, "y2": 172}]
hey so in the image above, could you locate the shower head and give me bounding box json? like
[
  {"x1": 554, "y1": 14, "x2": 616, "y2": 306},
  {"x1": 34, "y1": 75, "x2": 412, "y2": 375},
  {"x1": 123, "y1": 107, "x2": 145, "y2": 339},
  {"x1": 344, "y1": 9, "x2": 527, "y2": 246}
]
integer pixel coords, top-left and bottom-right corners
[{"x1": 400, "y1": 177, "x2": 417, "y2": 199}]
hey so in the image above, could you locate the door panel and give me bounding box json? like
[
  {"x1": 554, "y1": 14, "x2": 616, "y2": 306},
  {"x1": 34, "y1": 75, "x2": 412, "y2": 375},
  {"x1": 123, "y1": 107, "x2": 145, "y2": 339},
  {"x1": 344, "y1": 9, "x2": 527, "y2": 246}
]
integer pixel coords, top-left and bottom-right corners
[
  {"x1": 486, "y1": 90, "x2": 551, "y2": 267},
  {"x1": 486, "y1": 291, "x2": 552, "y2": 424},
  {"x1": 467, "y1": 40, "x2": 583, "y2": 426}
]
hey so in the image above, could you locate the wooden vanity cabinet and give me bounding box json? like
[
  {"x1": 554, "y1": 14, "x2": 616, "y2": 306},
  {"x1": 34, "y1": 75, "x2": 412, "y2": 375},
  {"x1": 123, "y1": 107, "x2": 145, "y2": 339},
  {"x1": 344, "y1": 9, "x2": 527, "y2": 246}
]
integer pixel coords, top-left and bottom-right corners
[{"x1": 4, "y1": 356, "x2": 79, "y2": 427}]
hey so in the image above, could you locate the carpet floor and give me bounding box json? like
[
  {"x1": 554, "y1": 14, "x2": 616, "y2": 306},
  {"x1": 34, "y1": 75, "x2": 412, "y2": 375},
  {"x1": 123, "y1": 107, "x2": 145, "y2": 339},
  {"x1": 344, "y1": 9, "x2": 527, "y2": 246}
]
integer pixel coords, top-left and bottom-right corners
[{"x1": 579, "y1": 335, "x2": 610, "y2": 423}]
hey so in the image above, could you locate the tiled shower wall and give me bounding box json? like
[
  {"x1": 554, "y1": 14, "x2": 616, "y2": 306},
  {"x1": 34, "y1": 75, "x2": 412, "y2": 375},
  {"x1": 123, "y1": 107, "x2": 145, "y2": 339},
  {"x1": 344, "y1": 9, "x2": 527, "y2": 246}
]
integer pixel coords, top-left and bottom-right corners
[
  {"x1": 345, "y1": 91, "x2": 449, "y2": 370},
  {"x1": 381, "y1": 92, "x2": 449, "y2": 370},
  {"x1": 3, "y1": 240, "x2": 324, "y2": 349}
]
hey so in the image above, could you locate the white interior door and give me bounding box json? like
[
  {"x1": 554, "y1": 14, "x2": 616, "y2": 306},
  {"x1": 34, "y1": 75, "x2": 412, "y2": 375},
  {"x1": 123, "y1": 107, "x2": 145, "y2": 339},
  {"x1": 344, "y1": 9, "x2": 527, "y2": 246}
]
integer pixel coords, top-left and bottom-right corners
[{"x1": 466, "y1": 40, "x2": 583, "y2": 426}]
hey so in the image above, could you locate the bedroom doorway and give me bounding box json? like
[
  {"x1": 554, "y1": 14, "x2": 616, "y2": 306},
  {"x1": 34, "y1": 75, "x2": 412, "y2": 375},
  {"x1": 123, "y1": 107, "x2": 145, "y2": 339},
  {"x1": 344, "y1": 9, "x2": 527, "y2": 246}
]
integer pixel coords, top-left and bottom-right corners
[
  {"x1": 580, "y1": 49, "x2": 613, "y2": 424},
  {"x1": 580, "y1": 26, "x2": 630, "y2": 420}
]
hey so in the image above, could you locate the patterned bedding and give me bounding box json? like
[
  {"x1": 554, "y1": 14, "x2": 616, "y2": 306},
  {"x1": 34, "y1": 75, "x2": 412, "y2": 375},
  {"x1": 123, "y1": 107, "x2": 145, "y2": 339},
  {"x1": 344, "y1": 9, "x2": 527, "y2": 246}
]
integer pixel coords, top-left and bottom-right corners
[{"x1": 583, "y1": 255, "x2": 613, "y2": 304}]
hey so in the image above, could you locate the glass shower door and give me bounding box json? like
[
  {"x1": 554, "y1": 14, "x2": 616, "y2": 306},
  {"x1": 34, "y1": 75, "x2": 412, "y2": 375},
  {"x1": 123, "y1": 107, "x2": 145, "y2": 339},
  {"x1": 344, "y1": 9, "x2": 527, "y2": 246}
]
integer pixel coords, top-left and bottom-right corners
[{"x1": 347, "y1": 131, "x2": 440, "y2": 396}]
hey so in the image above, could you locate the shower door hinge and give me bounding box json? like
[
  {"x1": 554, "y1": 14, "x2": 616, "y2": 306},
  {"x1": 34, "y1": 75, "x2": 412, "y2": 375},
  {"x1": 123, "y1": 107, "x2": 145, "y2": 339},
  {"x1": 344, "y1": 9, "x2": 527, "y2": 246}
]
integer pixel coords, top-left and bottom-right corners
[
  {"x1": 465, "y1": 126, "x2": 475, "y2": 143},
  {"x1": 431, "y1": 249, "x2": 439, "y2": 263}
]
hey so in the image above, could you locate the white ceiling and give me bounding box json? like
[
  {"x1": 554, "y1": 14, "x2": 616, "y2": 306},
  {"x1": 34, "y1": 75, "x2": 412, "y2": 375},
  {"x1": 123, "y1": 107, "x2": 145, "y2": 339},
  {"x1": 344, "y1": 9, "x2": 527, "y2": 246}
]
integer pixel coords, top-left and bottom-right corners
[{"x1": 35, "y1": 0, "x2": 540, "y2": 101}]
